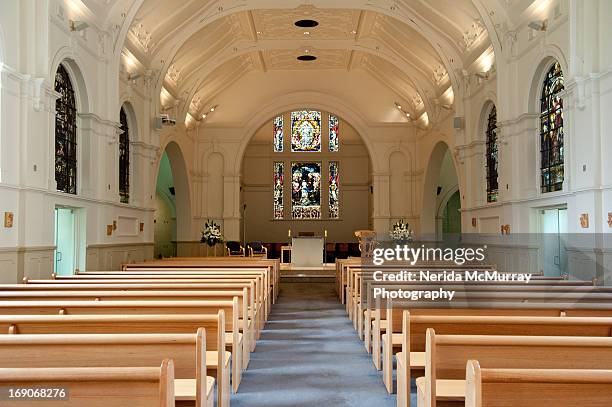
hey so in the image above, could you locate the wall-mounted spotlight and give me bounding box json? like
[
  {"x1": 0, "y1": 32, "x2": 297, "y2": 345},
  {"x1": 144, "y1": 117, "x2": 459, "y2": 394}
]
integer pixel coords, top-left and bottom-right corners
[
  {"x1": 528, "y1": 19, "x2": 548, "y2": 32},
  {"x1": 209, "y1": 105, "x2": 218, "y2": 112},
  {"x1": 201, "y1": 105, "x2": 219, "y2": 122},
  {"x1": 70, "y1": 20, "x2": 90, "y2": 32}
]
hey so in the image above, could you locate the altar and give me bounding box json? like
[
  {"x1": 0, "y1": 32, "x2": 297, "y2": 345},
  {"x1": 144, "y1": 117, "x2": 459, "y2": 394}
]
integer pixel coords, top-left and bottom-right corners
[{"x1": 291, "y1": 236, "x2": 324, "y2": 267}]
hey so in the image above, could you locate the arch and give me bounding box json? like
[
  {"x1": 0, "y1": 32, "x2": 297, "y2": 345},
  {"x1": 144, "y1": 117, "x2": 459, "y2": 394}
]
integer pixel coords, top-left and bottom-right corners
[
  {"x1": 156, "y1": 140, "x2": 192, "y2": 242},
  {"x1": 420, "y1": 141, "x2": 461, "y2": 237},
  {"x1": 233, "y1": 90, "x2": 383, "y2": 174},
  {"x1": 526, "y1": 48, "x2": 569, "y2": 114},
  {"x1": 49, "y1": 49, "x2": 91, "y2": 113}
]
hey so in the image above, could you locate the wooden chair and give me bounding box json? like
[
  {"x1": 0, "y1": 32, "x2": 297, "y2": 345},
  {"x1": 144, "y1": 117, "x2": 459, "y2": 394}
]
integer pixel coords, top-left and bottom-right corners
[
  {"x1": 247, "y1": 242, "x2": 267, "y2": 258},
  {"x1": 0, "y1": 359, "x2": 175, "y2": 407},
  {"x1": 465, "y1": 362, "x2": 612, "y2": 407},
  {"x1": 225, "y1": 242, "x2": 245, "y2": 257}
]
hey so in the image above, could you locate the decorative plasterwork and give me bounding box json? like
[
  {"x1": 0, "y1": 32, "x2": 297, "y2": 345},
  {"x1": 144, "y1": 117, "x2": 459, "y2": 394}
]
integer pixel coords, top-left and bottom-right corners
[
  {"x1": 459, "y1": 20, "x2": 485, "y2": 52},
  {"x1": 433, "y1": 64, "x2": 448, "y2": 85},
  {"x1": 166, "y1": 64, "x2": 181, "y2": 85},
  {"x1": 129, "y1": 22, "x2": 154, "y2": 53}
]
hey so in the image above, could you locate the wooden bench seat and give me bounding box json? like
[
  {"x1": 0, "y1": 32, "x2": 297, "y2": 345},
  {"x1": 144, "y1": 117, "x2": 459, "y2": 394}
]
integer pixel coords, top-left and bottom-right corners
[
  {"x1": 0, "y1": 330, "x2": 214, "y2": 407},
  {"x1": 465, "y1": 362, "x2": 612, "y2": 407},
  {"x1": 2, "y1": 282, "x2": 264, "y2": 341},
  {"x1": 396, "y1": 313, "x2": 612, "y2": 407},
  {"x1": 0, "y1": 298, "x2": 248, "y2": 380},
  {"x1": 0, "y1": 313, "x2": 230, "y2": 407},
  {"x1": 0, "y1": 359, "x2": 175, "y2": 407}
]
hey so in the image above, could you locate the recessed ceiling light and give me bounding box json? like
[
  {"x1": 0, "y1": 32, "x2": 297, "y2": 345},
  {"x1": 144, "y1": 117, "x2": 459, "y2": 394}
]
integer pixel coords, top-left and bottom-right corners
[
  {"x1": 295, "y1": 19, "x2": 319, "y2": 28},
  {"x1": 297, "y1": 55, "x2": 317, "y2": 61}
]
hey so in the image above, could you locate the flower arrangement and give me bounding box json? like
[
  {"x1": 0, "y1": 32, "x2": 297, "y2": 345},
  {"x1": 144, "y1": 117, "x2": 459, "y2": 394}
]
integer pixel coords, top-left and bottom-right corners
[
  {"x1": 201, "y1": 220, "x2": 224, "y2": 247},
  {"x1": 390, "y1": 219, "x2": 413, "y2": 243}
]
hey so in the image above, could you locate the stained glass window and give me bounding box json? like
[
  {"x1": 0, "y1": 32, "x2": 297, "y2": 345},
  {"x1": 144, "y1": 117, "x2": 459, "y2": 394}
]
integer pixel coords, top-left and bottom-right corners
[
  {"x1": 273, "y1": 162, "x2": 284, "y2": 219},
  {"x1": 291, "y1": 162, "x2": 321, "y2": 219},
  {"x1": 329, "y1": 115, "x2": 339, "y2": 152},
  {"x1": 291, "y1": 111, "x2": 321, "y2": 152},
  {"x1": 540, "y1": 62, "x2": 564, "y2": 193},
  {"x1": 119, "y1": 107, "x2": 130, "y2": 204},
  {"x1": 485, "y1": 105, "x2": 498, "y2": 203},
  {"x1": 274, "y1": 116, "x2": 283, "y2": 152},
  {"x1": 329, "y1": 162, "x2": 339, "y2": 219},
  {"x1": 54, "y1": 64, "x2": 77, "y2": 195}
]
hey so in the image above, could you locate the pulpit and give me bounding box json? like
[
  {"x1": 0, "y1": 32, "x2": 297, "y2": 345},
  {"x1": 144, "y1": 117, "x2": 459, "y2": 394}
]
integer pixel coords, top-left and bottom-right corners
[{"x1": 291, "y1": 236, "x2": 324, "y2": 267}]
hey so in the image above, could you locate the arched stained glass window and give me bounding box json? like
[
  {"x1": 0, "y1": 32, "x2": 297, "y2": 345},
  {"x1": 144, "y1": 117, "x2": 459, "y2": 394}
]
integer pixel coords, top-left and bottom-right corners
[
  {"x1": 540, "y1": 62, "x2": 564, "y2": 193},
  {"x1": 291, "y1": 111, "x2": 321, "y2": 152},
  {"x1": 119, "y1": 107, "x2": 130, "y2": 204},
  {"x1": 54, "y1": 64, "x2": 78, "y2": 195},
  {"x1": 485, "y1": 105, "x2": 498, "y2": 203}
]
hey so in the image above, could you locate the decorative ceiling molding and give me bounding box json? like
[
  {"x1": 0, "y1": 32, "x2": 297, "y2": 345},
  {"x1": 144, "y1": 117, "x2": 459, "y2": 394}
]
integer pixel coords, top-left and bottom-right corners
[
  {"x1": 129, "y1": 21, "x2": 154, "y2": 53},
  {"x1": 459, "y1": 20, "x2": 486, "y2": 51}
]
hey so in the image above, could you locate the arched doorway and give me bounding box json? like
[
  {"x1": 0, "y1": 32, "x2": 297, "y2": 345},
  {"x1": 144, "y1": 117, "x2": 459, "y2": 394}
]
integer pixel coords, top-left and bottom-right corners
[
  {"x1": 154, "y1": 142, "x2": 191, "y2": 258},
  {"x1": 421, "y1": 142, "x2": 461, "y2": 239}
]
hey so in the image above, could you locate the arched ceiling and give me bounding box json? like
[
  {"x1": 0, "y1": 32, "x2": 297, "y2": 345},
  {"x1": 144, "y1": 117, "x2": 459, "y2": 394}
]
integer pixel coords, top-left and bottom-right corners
[{"x1": 79, "y1": 0, "x2": 558, "y2": 127}]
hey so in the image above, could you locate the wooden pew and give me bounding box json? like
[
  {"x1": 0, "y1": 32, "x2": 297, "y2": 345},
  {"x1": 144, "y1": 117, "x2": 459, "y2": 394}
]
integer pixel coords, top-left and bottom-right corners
[
  {"x1": 415, "y1": 330, "x2": 612, "y2": 407},
  {"x1": 0, "y1": 313, "x2": 230, "y2": 407},
  {"x1": 465, "y1": 362, "x2": 612, "y2": 407},
  {"x1": 395, "y1": 312, "x2": 612, "y2": 407},
  {"x1": 0, "y1": 359, "x2": 175, "y2": 407},
  {"x1": 0, "y1": 299, "x2": 244, "y2": 393},
  {"x1": 385, "y1": 300, "x2": 612, "y2": 395},
  {"x1": 373, "y1": 288, "x2": 612, "y2": 374},
  {"x1": 122, "y1": 258, "x2": 280, "y2": 303},
  {"x1": 362, "y1": 279, "x2": 600, "y2": 352},
  {"x1": 42, "y1": 274, "x2": 268, "y2": 320},
  {"x1": 7, "y1": 282, "x2": 264, "y2": 340},
  {"x1": 0, "y1": 289, "x2": 256, "y2": 355},
  {"x1": 0, "y1": 331, "x2": 214, "y2": 407}
]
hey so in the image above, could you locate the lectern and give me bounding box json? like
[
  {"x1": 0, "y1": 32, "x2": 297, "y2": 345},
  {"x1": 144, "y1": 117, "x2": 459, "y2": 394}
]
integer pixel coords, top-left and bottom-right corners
[{"x1": 291, "y1": 236, "x2": 324, "y2": 267}]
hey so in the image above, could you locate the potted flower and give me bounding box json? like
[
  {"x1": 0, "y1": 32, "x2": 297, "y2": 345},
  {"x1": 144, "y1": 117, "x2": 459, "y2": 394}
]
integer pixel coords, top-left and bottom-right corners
[
  {"x1": 201, "y1": 220, "x2": 224, "y2": 255},
  {"x1": 389, "y1": 219, "x2": 413, "y2": 244}
]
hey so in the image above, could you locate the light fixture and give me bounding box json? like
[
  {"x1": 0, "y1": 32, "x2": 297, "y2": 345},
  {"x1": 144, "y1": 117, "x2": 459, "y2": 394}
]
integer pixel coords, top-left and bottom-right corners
[
  {"x1": 528, "y1": 19, "x2": 548, "y2": 31},
  {"x1": 256, "y1": 31, "x2": 263, "y2": 35},
  {"x1": 210, "y1": 105, "x2": 218, "y2": 112},
  {"x1": 351, "y1": 30, "x2": 357, "y2": 35},
  {"x1": 475, "y1": 71, "x2": 490, "y2": 80},
  {"x1": 304, "y1": 31, "x2": 310, "y2": 35},
  {"x1": 69, "y1": 20, "x2": 89, "y2": 32},
  {"x1": 394, "y1": 102, "x2": 413, "y2": 121},
  {"x1": 127, "y1": 73, "x2": 141, "y2": 81},
  {"x1": 202, "y1": 113, "x2": 208, "y2": 119}
]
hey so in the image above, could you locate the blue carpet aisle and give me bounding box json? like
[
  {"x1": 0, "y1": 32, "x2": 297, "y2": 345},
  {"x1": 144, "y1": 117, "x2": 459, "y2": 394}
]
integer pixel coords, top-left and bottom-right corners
[{"x1": 232, "y1": 282, "x2": 398, "y2": 407}]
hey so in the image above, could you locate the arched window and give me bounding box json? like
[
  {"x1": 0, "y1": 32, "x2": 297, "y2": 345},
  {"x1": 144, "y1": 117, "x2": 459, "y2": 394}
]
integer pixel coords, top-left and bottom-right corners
[
  {"x1": 119, "y1": 107, "x2": 130, "y2": 203},
  {"x1": 485, "y1": 105, "x2": 498, "y2": 203},
  {"x1": 272, "y1": 111, "x2": 340, "y2": 220},
  {"x1": 54, "y1": 64, "x2": 78, "y2": 194},
  {"x1": 540, "y1": 62, "x2": 564, "y2": 193}
]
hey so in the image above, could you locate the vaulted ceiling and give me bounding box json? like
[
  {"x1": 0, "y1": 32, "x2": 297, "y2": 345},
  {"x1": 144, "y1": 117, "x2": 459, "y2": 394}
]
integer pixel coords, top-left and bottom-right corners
[{"x1": 91, "y1": 0, "x2": 556, "y2": 127}]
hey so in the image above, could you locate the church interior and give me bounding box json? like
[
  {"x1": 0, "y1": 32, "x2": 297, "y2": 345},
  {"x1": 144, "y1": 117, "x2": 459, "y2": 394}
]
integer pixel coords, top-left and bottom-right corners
[{"x1": 0, "y1": 0, "x2": 612, "y2": 406}]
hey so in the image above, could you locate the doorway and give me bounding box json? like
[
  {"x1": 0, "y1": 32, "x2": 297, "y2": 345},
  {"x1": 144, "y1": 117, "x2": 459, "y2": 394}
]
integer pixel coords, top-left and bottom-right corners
[
  {"x1": 539, "y1": 207, "x2": 567, "y2": 277},
  {"x1": 54, "y1": 207, "x2": 85, "y2": 276}
]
